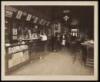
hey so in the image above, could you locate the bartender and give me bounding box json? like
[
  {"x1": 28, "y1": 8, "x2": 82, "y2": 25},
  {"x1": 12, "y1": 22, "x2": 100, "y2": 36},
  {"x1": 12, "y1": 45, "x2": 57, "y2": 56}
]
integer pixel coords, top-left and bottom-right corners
[{"x1": 40, "y1": 32, "x2": 48, "y2": 52}]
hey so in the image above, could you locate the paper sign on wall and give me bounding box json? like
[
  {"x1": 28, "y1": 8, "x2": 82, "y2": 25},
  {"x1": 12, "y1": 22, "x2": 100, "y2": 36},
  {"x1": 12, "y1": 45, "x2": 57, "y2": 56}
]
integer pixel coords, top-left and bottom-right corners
[
  {"x1": 5, "y1": 10, "x2": 13, "y2": 18},
  {"x1": 16, "y1": 10, "x2": 23, "y2": 19},
  {"x1": 26, "y1": 14, "x2": 32, "y2": 21},
  {"x1": 33, "y1": 17, "x2": 39, "y2": 23}
]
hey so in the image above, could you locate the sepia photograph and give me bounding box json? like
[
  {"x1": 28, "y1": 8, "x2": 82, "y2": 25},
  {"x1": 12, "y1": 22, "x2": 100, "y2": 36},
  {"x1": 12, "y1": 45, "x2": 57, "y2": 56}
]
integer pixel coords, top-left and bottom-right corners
[{"x1": 1, "y1": 1, "x2": 98, "y2": 81}]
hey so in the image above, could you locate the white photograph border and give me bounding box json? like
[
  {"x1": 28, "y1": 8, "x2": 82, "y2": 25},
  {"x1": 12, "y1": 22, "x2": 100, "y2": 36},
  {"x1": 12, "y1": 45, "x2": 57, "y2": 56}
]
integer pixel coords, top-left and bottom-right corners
[{"x1": 1, "y1": 1, "x2": 98, "y2": 81}]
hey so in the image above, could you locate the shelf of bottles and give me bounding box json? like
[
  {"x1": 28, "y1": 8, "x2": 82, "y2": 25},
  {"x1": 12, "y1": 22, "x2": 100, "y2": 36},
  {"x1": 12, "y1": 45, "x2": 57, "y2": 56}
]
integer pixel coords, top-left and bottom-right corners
[{"x1": 5, "y1": 6, "x2": 51, "y2": 42}]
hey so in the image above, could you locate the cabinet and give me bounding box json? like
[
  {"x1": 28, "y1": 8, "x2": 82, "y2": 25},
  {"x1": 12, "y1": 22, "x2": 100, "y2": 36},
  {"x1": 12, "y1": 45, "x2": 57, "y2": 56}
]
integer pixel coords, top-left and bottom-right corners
[
  {"x1": 81, "y1": 41, "x2": 94, "y2": 67},
  {"x1": 5, "y1": 43, "x2": 30, "y2": 74}
]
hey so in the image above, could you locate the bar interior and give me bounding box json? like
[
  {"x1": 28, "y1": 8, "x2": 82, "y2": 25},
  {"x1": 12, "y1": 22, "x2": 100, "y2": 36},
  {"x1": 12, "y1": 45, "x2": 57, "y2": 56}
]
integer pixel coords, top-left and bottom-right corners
[{"x1": 5, "y1": 6, "x2": 94, "y2": 75}]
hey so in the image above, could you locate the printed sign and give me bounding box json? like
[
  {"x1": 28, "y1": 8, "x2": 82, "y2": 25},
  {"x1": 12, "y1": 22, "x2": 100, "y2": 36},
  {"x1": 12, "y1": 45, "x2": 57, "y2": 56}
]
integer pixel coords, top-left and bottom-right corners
[
  {"x1": 33, "y1": 17, "x2": 39, "y2": 23},
  {"x1": 46, "y1": 21, "x2": 50, "y2": 26},
  {"x1": 39, "y1": 19, "x2": 44, "y2": 25},
  {"x1": 12, "y1": 28, "x2": 17, "y2": 35},
  {"x1": 16, "y1": 10, "x2": 23, "y2": 19},
  {"x1": 8, "y1": 45, "x2": 28, "y2": 54},
  {"x1": 26, "y1": 14, "x2": 32, "y2": 21},
  {"x1": 5, "y1": 6, "x2": 17, "y2": 12},
  {"x1": 5, "y1": 10, "x2": 13, "y2": 18}
]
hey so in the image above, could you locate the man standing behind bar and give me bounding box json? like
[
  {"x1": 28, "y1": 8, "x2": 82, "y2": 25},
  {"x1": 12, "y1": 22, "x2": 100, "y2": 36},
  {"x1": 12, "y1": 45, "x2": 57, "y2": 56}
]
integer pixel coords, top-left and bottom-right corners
[{"x1": 40, "y1": 32, "x2": 48, "y2": 52}]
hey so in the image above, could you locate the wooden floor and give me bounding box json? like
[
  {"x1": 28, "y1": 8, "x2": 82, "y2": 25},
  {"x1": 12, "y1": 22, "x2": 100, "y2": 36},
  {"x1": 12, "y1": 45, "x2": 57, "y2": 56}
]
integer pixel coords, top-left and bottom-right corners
[{"x1": 10, "y1": 48, "x2": 94, "y2": 75}]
